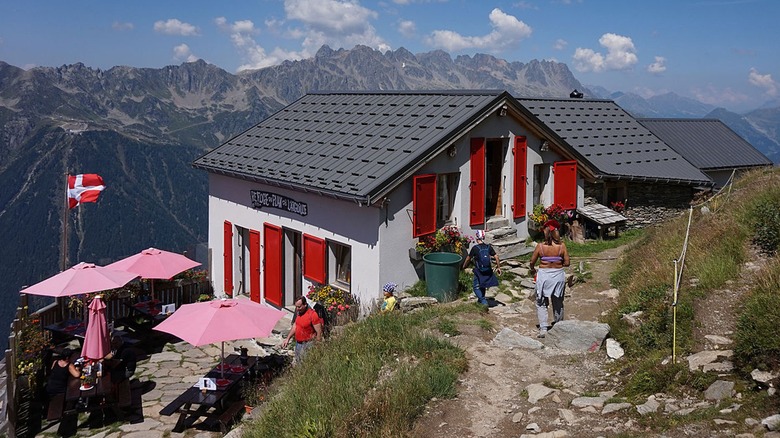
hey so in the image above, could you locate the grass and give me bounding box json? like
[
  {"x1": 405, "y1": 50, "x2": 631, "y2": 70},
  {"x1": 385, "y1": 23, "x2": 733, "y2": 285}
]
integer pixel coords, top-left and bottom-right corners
[
  {"x1": 603, "y1": 167, "x2": 780, "y2": 420},
  {"x1": 244, "y1": 308, "x2": 472, "y2": 437}
]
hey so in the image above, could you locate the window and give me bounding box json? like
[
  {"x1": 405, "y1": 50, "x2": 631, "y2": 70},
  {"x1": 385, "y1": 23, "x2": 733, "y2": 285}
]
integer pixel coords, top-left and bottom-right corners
[
  {"x1": 436, "y1": 173, "x2": 459, "y2": 228},
  {"x1": 329, "y1": 241, "x2": 351, "y2": 288}
]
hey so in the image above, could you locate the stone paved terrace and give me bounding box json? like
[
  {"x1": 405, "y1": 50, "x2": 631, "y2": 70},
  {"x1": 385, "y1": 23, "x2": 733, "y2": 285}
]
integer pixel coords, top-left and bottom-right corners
[{"x1": 36, "y1": 312, "x2": 294, "y2": 438}]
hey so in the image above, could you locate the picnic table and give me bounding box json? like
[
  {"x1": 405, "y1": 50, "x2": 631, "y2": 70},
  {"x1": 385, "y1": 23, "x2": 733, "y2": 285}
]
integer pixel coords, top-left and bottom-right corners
[
  {"x1": 160, "y1": 353, "x2": 257, "y2": 433},
  {"x1": 121, "y1": 299, "x2": 175, "y2": 329},
  {"x1": 44, "y1": 319, "x2": 86, "y2": 343}
]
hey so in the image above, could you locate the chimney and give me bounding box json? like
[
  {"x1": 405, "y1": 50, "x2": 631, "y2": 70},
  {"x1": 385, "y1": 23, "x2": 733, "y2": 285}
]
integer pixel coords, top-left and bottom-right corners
[{"x1": 570, "y1": 89, "x2": 584, "y2": 99}]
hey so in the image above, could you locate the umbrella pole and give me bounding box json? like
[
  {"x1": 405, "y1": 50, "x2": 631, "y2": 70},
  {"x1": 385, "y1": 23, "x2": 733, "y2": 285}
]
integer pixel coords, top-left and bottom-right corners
[
  {"x1": 221, "y1": 341, "x2": 225, "y2": 380},
  {"x1": 151, "y1": 279, "x2": 155, "y2": 302}
]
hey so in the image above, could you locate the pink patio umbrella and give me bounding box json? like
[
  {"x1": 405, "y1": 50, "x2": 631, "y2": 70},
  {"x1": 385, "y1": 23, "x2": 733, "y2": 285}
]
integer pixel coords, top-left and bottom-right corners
[
  {"x1": 20, "y1": 262, "x2": 139, "y2": 297},
  {"x1": 153, "y1": 299, "x2": 285, "y2": 378},
  {"x1": 106, "y1": 247, "x2": 201, "y2": 300},
  {"x1": 81, "y1": 295, "x2": 110, "y2": 361}
]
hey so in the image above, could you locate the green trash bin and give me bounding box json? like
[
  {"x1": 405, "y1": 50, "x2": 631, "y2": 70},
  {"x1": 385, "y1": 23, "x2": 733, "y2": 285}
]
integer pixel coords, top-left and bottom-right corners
[{"x1": 423, "y1": 252, "x2": 463, "y2": 303}]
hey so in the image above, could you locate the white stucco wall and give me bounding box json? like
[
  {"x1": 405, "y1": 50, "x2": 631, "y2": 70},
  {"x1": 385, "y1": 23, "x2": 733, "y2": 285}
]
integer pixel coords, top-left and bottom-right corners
[{"x1": 207, "y1": 173, "x2": 383, "y2": 310}]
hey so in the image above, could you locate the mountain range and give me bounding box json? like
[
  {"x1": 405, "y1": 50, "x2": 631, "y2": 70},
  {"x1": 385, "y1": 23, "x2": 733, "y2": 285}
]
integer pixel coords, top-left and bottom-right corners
[{"x1": 0, "y1": 44, "x2": 778, "y2": 342}]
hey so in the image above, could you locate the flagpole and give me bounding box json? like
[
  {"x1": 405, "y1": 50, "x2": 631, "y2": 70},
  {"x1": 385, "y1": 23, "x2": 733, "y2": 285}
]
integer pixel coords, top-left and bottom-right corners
[
  {"x1": 62, "y1": 172, "x2": 69, "y2": 271},
  {"x1": 60, "y1": 172, "x2": 70, "y2": 322}
]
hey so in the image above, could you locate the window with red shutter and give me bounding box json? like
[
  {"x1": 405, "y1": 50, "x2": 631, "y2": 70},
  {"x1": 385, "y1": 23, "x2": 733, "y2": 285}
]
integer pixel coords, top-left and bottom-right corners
[
  {"x1": 223, "y1": 221, "x2": 233, "y2": 296},
  {"x1": 303, "y1": 234, "x2": 326, "y2": 284},
  {"x1": 413, "y1": 174, "x2": 437, "y2": 237},
  {"x1": 553, "y1": 161, "x2": 578, "y2": 210}
]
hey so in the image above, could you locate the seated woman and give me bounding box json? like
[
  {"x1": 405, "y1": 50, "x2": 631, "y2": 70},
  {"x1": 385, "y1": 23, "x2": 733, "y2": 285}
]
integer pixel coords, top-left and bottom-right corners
[
  {"x1": 104, "y1": 336, "x2": 136, "y2": 408},
  {"x1": 45, "y1": 348, "x2": 80, "y2": 422}
]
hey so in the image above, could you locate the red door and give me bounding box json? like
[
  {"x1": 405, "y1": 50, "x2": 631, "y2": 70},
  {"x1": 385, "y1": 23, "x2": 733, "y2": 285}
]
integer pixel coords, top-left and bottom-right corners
[
  {"x1": 512, "y1": 136, "x2": 527, "y2": 219},
  {"x1": 223, "y1": 221, "x2": 233, "y2": 297},
  {"x1": 469, "y1": 138, "x2": 486, "y2": 226},
  {"x1": 249, "y1": 229, "x2": 261, "y2": 303},
  {"x1": 263, "y1": 223, "x2": 283, "y2": 307},
  {"x1": 554, "y1": 161, "x2": 578, "y2": 210}
]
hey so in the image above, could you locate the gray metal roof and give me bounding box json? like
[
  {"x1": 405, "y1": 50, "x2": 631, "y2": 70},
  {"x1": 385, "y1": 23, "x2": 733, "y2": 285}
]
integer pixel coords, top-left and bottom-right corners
[
  {"x1": 194, "y1": 90, "x2": 508, "y2": 204},
  {"x1": 637, "y1": 118, "x2": 772, "y2": 170},
  {"x1": 517, "y1": 98, "x2": 712, "y2": 185}
]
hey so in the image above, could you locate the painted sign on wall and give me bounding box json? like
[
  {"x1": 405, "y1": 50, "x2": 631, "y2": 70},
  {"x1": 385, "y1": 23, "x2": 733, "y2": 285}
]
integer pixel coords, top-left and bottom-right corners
[{"x1": 250, "y1": 190, "x2": 309, "y2": 216}]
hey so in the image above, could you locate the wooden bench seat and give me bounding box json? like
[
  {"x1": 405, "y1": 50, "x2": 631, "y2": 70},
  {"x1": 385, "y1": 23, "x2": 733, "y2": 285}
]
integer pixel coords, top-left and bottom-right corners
[
  {"x1": 159, "y1": 393, "x2": 190, "y2": 416},
  {"x1": 217, "y1": 400, "x2": 246, "y2": 434}
]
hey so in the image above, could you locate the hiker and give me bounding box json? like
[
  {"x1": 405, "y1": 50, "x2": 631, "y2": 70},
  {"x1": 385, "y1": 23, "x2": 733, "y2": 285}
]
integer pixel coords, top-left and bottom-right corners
[
  {"x1": 529, "y1": 219, "x2": 571, "y2": 338},
  {"x1": 462, "y1": 230, "x2": 501, "y2": 306},
  {"x1": 381, "y1": 282, "x2": 397, "y2": 313},
  {"x1": 282, "y1": 296, "x2": 323, "y2": 363}
]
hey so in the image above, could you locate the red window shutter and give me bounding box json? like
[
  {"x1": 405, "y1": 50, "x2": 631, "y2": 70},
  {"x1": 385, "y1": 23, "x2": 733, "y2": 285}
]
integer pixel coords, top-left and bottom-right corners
[
  {"x1": 553, "y1": 161, "x2": 578, "y2": 210},
  {"x1": 413, "y1": 174, "x2": 437, "y2": 237},
  {"x1": 249, "y1": 229, "x2": 261, "y2": 303},
  {"x1": 263, "y1": 223, "x2": 283, "y2": 307},
  {"x1": 223, "y1": 221, "x2": 233, "y2": 296},
  {"x1": 512, "y1": 136, "x2": 527, "y2": 219},
  {"x1": 303, "y1": 234, "x2": 326, "y2": 284},
  {"x1": 469, "y1": 138, "x2": 486, "y2": 226}
]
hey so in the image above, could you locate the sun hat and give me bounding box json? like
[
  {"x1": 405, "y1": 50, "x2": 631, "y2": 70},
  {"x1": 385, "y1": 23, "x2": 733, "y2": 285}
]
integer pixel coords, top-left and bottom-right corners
[
  {"x1": 475, "y1": 230, "x2": 486, "y2": 240},
  {"x1": 542, "y1": 219, "x2": 560, "y2": 231},
  {"x1": 382, "y1": 282, "x2": 397, "y2": 294}
]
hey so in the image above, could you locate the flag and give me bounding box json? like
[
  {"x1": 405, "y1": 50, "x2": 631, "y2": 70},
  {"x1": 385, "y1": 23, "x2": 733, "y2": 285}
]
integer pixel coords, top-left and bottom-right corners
[{"x1": 67, "y1": 174, "x2": 105, "y2": 209}]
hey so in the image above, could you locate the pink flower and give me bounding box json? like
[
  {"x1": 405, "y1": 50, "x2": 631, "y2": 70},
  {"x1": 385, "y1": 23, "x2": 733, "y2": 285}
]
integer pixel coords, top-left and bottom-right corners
[
  {"x1": 337, "y1": 311, "x2": 342, "y2": 316},
  {"x1": 345, "y1": 304, "x2": 350, "y2": 309},
  {"x1": 338, "y1": 305, "x2": 345, "y2": 311}
]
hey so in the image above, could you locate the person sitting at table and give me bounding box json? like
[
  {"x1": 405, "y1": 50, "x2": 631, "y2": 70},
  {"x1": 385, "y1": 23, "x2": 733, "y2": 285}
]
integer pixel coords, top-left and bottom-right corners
[
  {"x1": 281, "y1": 296, "x2": 323, "y2": 364},
  {"x1": 46, "y1": 348, "x2": 80, "y2": 396},
  {"x1": 104, "y1": 336, "x2": 136, "y2": 409}
]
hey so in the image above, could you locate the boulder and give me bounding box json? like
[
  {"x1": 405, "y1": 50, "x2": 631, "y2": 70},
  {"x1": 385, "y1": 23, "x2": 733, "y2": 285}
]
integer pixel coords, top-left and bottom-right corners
[
  {"x1": 493, "y1": 328, "x2": 544, "y2": 350},
  {"x1": 399, "y1": 296, "x2": 438, "y2": 311},
  {"x1": 544, "y1": 320, "x2": 610, "y2": 352}
]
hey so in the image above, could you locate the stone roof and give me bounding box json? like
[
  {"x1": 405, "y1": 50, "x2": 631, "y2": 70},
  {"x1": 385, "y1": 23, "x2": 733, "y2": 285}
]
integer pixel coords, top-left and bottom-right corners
[
  {"x1": 518, "y1": 98, "x2": 712, "y2": 185},
  {"x1": 637, "y1": 118, "x2": 772, "y2": 170}
]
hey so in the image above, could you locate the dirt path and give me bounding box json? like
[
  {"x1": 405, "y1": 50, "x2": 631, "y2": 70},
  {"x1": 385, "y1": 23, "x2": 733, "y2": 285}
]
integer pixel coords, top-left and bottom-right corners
[{"x1": 411, "y1": 246, "x2": 628, "y2": 437}]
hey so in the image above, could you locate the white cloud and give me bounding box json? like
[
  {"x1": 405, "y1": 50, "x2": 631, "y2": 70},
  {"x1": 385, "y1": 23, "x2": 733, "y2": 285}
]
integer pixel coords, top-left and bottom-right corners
[
  {"x1": 647, "y1": 56, "x2": 666, "y2": 74},
  {"x1": 173, "y1": 44, "x2": 199, "y2": 63},
  {"x1": 691, "y1": 84, "x2": 749, "y2": 106},
  {"x1": 515, "y1": 1, "x2": 539, "y2": 10},
  {"x1": 572, "y1": 33, "x2": 637, "y2": 72},
  {"x1": 553, "y1": 39, "x2": 567, "y2": 50},
  {"x1": 748, "y1": 68, "x2": 778, "y2": 96},
  {"x1": 112, "y1": 21, "x2": 134, "y2": 31},
  {"x1": 425, "y1": 8, "x2": 532, "y2": 52},
  {"x1": 154, "y1": 19, "x2": 200, "y2": 36},
  {"x1": 398, "y1": 20, "x2": 416, "y2": 38},
  {"x1": 218, "y1": 0, "x2": 391, "y2": 71}
]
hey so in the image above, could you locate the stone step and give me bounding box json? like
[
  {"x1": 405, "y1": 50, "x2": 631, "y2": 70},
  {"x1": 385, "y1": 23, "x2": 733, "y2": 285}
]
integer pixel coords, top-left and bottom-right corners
[
  {"x1": 487, "y1": 226, "x2": 518, "y2": 241},
  {"x1": 486, "y1": 216, "x2": 511, "y2": 231}
]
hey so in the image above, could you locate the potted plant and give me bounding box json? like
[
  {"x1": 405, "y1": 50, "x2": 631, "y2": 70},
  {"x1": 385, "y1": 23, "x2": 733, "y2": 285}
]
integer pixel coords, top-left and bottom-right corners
[
  {"x1": 241, "y1": 382, "x2": 265, "y2": 413},
  {"x1": 414, "y1": 225, "x2": 471, "y2": 257}
]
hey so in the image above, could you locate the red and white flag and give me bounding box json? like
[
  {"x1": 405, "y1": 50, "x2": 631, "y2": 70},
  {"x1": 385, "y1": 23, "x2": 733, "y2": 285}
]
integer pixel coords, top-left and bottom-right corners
[{"x1": 67, "y1": 174, "x2": 105, "y2": 209}]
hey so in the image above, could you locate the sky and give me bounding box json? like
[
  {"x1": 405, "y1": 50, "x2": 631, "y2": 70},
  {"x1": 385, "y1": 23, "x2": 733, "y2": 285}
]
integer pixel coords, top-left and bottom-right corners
[{"x1": 0, "y1": 0, "x2": 778, "y2": 112}]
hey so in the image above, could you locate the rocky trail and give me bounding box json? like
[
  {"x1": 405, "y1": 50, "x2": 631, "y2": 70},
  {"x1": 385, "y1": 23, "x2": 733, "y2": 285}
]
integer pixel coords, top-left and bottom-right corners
[{"x1": 410, "y1": 245, "x2": 779, "y2": 438}]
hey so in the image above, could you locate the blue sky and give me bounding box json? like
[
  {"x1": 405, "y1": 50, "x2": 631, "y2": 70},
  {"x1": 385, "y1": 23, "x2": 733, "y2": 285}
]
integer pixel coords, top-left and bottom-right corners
[{"x1": 0, "y1": 0, "x2": 777, "y2": 112}]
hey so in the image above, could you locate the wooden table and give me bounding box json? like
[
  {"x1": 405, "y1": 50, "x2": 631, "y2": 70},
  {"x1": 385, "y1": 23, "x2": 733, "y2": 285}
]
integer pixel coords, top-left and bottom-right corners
[
  {"x1": 124, "y1": 300, "x2": 172, "y2": 328},
  {"x1": 64, "y1": 369, "x2": 114, "y2": 413},
  {"x1": 160, "y1": 354, "x2": 257, "y2": 432},
  {"x1": 45, "y1": 319, "x2": 87, "y2": 344}
]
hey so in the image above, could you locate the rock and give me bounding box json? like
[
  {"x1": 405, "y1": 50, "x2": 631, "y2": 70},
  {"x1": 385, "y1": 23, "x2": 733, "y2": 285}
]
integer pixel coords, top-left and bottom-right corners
[
  {"x1": 687, "y1": 350, "x2": 733, "y2": 371},
  {"x1": 705, "y1": 334, "x2": 732, "y2": 345},
  {"x1": 703, "y1": 360, "x2": 734, "y2": 373},
  {"x1": 520, "y1": 279, "x2": 536, "y2": 289},
  {"x1": 494, "y1": 292, "x2": 513, "y2": 303},
  {"x1": 512, "y1": 412, "x2": 524, "y2": 423},
  {"x1": 763, "y1": 414, "x2": 780, "y2": 431},
  {"x1": 480, "y1": 357, "x2": 496, "y2": 366},
  {"x1": 598, "y1": 288, "x2": 620, "y2": 300},
  {"x1": 752, "y1": 369, "x2": 779, "y2": 384},
  {"x1": 602, "y1": 403, "x2": 632, "y2": 414},
  {"x1": 705, "y1": 380, "x2": 735, "y2": 401},
  {"x1": 770, "y1": 388, "x2": 777, "y2": 396},
  {"x1": 714, "y1": 419, "x2": 737, "y2": 425},
  {"x1": 509, "y1": 266, "x2": 530, "y2": 277},
  {"x1": 526, "y1": 422, "x2": 541, "y2": 432},
  {"x1": 636, "y1": 397, "x2": 660, "y2": 416},
  {"x1": 606, "y1": 338, "x2": 624, "y2": 359},
  {"x1": 526, "y1": 383, "x2": 558, "y2": 404},
  {"x1": 558, "y1": 409, "x2": 577, "y2": 424},
  {"x1": 544, "y1": 320, "x2": 610, "y2": 352},
  {"x1": 621, "y1": 311, "x2": 643, "y2": 327},
  {"x1": 493, "y1": 327, "x2": 544, "y2": 350},
  {"x1": 399, "y1": 296, "x2": 438, "y2": 311},
  {"x1": 571, "y1": 396, "x2": 607, "y2": 409}
]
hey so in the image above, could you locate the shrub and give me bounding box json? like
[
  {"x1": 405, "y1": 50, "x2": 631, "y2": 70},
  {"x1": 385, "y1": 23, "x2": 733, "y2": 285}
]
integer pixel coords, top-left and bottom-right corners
[
  {"x1": 745, "y1": 189, "x2": 780, "y2": 255},
  {"x1": 734, "y1": 257, "x2": 780, "y2": 372}
]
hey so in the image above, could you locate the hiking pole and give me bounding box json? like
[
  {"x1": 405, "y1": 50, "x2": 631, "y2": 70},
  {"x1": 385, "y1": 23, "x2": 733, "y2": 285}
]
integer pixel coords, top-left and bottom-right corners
[{"x1": 672, "y1": 259, "x2": 679, "y2": 364}]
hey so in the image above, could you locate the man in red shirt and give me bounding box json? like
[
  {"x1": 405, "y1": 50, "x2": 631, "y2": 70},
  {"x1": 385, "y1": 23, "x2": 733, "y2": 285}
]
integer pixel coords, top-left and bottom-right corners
[{"x1": 282, "y1": 296, "x2": 323, "y2": 363}]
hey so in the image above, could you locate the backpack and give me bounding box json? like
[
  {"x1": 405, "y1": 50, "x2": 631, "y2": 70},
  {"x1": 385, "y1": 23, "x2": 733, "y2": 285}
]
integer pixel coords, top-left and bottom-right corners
[
  {"x1": 474, "y1": 244, "x2": 493, "y2": 273},
  {"x1": 312, "y1": 301, "x2": 331, "y2": 337}
]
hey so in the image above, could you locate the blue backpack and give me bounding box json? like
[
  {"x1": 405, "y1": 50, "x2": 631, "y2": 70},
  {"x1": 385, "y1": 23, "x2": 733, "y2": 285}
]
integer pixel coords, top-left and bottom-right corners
[{"x1": 474, "y1": 244, "x2": 493, "y2": 273}]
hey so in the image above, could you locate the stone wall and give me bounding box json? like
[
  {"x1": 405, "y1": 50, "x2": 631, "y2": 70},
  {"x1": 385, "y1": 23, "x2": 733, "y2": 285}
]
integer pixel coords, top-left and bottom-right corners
[{"x1": 585, "y1": 181, "x2": 698, "y2": 228}]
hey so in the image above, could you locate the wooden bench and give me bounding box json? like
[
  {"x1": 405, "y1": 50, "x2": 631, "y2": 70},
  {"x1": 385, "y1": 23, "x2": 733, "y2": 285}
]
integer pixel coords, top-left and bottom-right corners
[
  {"x1": 159, "y1": 393, "x2": 190, "y2": 416},
  {"x1": 217, "y1": 400, "x2": 245, "y2": 434},
  {"x1": 46, "y1": 393, "x2": 65, "y2": 422}
]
